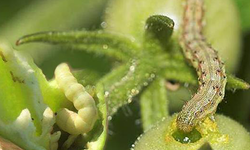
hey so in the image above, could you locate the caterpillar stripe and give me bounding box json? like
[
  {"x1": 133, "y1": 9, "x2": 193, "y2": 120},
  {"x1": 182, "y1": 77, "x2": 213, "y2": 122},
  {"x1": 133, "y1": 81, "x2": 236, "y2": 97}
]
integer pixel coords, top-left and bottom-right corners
[
  {"x1": 176, "y1": 0, "x2": 227, "y2": 132},
  {"x1": 55, "y1": 63, "x2": 98, "y2": 135}
]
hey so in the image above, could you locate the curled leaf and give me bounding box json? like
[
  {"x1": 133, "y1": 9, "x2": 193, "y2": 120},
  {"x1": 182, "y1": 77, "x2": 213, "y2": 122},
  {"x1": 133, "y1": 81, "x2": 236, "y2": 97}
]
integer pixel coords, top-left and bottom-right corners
[{"x1": 0, "y1": 43, "x2": 59, "y2": 149}]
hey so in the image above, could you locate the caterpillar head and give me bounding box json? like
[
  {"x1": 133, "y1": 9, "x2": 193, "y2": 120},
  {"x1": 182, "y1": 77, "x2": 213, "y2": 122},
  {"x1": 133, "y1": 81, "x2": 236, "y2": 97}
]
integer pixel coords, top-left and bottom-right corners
[{"x1": 176, "y1": 113, "x2": 194, "y2": 133}]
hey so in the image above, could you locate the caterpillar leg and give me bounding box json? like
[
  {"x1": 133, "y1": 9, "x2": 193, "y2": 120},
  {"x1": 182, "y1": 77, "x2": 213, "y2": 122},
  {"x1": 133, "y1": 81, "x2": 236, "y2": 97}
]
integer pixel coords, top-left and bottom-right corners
[{"x1": 55, "y1": 63, "x2": 98, "y2": 135}]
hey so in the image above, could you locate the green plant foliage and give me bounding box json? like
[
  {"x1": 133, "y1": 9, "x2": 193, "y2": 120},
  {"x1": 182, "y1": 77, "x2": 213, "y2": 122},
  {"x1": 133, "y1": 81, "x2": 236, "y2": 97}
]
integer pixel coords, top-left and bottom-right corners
[
  {"x1": 0, "y1": 43, "x2": 60, "y2": 150},
  {"x1": 233, "y1": 0, "x2": 250, "y2": 32},
  {"x1": 105, "y1": 0, "x2": 242, "y2": 73},
  {"x1": 13, "y1": 14, "x2": 249, "y2": 150},
  {"x1": 16, "y1": 31, "x2": 249, "y2": 91},
  {"x1": 16, "y1": 31, "x2": 139, "y2": 62},
  {"x1": 0, "y1": 0, "x2": 249, "y2": 149},
  {"x1": 140, "y1": 77, "x2": 168, "y2": 131},
  {"x1": 0, "y1": 0, "x2": 108, "y2": 63}
]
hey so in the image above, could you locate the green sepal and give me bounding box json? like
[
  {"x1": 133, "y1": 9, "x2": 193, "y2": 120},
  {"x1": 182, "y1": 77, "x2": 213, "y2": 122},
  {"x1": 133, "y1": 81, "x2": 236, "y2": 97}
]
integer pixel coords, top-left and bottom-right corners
[
  {"x1": 145, "y1": 15, "x2": 174, "y2": 47},
  {"x1": 140, "y1": 77, "x2": 169, "y2": 131},
  {"x1": 16, "y1": 31, "x2": 140, "y2": 61}
]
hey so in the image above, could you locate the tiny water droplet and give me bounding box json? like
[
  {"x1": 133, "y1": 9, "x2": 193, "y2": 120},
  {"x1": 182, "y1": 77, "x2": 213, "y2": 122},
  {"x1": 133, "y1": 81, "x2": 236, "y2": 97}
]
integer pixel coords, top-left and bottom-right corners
[
  {"x1": 184, "y1": 83, "x2": 189, "y2": 87},
  {"x1": 150, "y1": 73, "x2": 156, "y2": 78},
  {"x1": 161, "y1": 117, "x2": 166, "y2": 121},
  {"x1": 143, "y1": 82, "x2": 148, "y2": 86},
  {"x1": 108, "y1": 130, "x2": 114, "y2": 135},
  {"x1": 130, "y1": 65, "x2": 135, "y2": 72},
  {"x1": 128, "y1": 98, "x2": 132, "y2": 103},
  {"x1": 112, "y1": 107, "x2": 117, "y2": 113},
  {"x1": 103, "y1": 44, "x2": 108, "y2": 49},
  {"x1": 135, "y1": 119, "x2": 141, "y2": 125},
  {"x1": 108, "y1": 116, "x2": 112, "y2": 121},
  {"x1": 183, "y1": 137, "x2": 190, "y2": 143},
  {"x1": 157, "y1": 28, "x2": 162, "y2": 31},
  {"x1": 101, "y1": 22, "x2": 107, "y2": 29},
  {"x1": 131, "y1": 88, "x2": 139, "y2": 95},
  {"x1": 104, "y1": 91, "x2": 110, "y2": 97}
]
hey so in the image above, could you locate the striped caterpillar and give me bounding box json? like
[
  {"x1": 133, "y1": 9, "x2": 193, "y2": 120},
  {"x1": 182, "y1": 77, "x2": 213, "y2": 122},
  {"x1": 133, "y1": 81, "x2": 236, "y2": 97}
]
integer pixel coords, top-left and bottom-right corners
[
  {"x1": 55, "y1": 63, "x2": 98, "y2": 135},
  {"x1": 176, "y1": 0, "x2": 227, "y2": 132}
]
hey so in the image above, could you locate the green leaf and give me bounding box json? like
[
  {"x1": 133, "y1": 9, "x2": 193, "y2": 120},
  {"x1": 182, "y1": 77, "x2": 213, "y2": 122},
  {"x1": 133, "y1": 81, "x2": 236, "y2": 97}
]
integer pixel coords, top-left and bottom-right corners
[
  {"x1": 16, "y1": 31, "x2": 140, "y2": 61},
  {"x1": 0, "y1": 43, "x2": 45, "y2": 131},
  {"x1": 145, "y1": 15, "x2": 174, "y2": 47},
  {"x1": 233, "y1": 0, "x2": 250, "y2": 32},
  {"x1": 140, "y1": 77, "x2": 169, "y2": 131},
  {"x1": 86, "y1": 85, "x2": 108, "y2": 150},
  {"x1": 163, "y1": 55, "x2": 198, "y2": 85},
  {"x1": 227, "y1": 74, "x2": 250, "y2": 90},
  {"x1": 97, "y1": 57, "x2": 157, "y2": 115},
  {"x1": 0, "y1": 43, "x2": 110, "y2": 150},
  {"x1": 162, "y1": 55, "x2": 250, "y2": 90},
  {"x1": 16, "y1": 29, "x2": 249, "y2": 92},
  {"x1": 0, "y1": 43, "x2": 59, "y2": 150},
  {"x1": 0, "y1": 0, "x2": 108, "y2": 62}
]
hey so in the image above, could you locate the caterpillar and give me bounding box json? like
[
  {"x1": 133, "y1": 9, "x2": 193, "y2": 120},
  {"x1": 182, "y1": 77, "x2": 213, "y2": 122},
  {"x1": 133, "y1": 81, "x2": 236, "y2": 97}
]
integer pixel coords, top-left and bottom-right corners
[
  {"x1": 176, "y1": 0, "x2": 227, "y2": 132},
  {"x1": 55, "y1": 63, "x2": 98, "y2": 135}
]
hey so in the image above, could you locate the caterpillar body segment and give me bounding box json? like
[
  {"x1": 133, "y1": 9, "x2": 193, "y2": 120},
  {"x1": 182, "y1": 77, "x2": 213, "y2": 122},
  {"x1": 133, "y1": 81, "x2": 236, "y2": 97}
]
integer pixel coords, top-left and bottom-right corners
[
  {"x1": 176, "y1": 0, "x2": 227, "y2": 132},
  {"x1": 55, "y1": 63, "x2": 98, "y2": 135}
]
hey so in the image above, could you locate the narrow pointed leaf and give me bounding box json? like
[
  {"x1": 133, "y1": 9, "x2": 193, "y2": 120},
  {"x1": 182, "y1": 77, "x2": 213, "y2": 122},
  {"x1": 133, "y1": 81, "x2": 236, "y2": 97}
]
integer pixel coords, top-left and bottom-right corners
[
  {"x1": 0, "y1": 0, "x2": 108, "y2": 62},
  {"x1": 226, "y1": 74, "x2": 250, "y2": 90},
  {"x1": 98, "y1": 57, "x2": 158, "y2": 115},
  {"x1": 140, "y1": 77, "x2": 169, "y2": 131},
  {"x1": 16, "y1": 31, "x2": 140, "y2": 61},
  {"x1": 162, "y1": 55, "x2": 250, "y2": 90}
]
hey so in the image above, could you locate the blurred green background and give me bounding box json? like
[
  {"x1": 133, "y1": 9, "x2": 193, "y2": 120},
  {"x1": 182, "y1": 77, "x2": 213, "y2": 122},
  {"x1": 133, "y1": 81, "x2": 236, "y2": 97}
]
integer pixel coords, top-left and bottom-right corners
[{"x1": 0, "y1": 0, "x2": 249, "y2": 150}]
